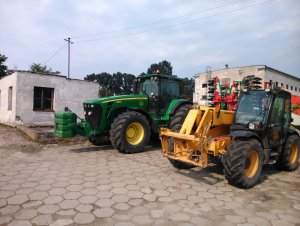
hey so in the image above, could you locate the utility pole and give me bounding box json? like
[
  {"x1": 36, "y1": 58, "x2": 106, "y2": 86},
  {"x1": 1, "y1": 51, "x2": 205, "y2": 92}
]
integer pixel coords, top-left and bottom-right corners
[{"x1": 64, "y1": 37, "x2": 73, "y2": 78}]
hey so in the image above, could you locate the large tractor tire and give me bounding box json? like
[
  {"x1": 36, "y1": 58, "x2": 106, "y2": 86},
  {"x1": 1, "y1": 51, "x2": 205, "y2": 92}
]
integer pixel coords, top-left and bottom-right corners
[
  {"x1": 276, "y1": 134, "x2": 300, "y2": 171},
  {"x1": 222, "y1": 139, "x2": 264, "y2": 188},
  {"x1": 168, "y1": 104, "x2": 195, "y2": 169},
  {"x1": 110, "y1": 111, "x2": 150, "y2": 154}
]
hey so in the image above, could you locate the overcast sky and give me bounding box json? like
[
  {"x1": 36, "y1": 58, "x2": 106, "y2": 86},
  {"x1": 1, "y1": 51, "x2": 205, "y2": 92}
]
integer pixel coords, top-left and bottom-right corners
[{"x1": 0, "y1": 0, "x2": 299, "y2": 79}]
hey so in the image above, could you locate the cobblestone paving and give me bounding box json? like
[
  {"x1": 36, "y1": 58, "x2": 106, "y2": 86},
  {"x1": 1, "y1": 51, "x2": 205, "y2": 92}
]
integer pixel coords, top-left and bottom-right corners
[{"x1": 0, "y1": 142, "x2": 300, "y2": 226}]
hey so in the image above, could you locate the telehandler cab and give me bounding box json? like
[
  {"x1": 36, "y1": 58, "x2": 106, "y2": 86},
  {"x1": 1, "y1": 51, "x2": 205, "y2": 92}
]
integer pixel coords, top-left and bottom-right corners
[{"x1": 160, "y1": 87, "x2": 300, "y2": 188}]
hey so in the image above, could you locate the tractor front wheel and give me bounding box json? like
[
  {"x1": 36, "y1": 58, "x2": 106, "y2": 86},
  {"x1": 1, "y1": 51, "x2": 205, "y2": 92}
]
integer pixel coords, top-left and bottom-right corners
[
  {"x1": 222, "y1": 139, "x2": 264, "y2": 188},
  {"x1": 110, "y1": 111, "x2": 150, "y2": 154},
  {"x1": 276, "y1": 134, "x2": 300, "y2": 171}
]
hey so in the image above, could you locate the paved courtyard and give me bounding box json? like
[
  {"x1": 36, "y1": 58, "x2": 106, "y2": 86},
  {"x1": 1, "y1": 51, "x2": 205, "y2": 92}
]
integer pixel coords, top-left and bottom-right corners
[{"x1": 0, "y1": 126, "x2": 300, "y2": 226}]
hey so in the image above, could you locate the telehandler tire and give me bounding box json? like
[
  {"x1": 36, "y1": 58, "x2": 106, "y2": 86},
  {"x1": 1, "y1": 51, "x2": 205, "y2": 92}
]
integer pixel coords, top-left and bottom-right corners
[
  {"x1": 222, "y1": 139, "x2": 264, "y2": 188},
  {"x1": 276, "y1": 134, "x2": 300, "y2": 171},
  {"x1": 110, "y1": 111, "x2": 150, "y2": 154},
  {"x1": 168, "y1": 104, "x2": 195, "y2": 169}
]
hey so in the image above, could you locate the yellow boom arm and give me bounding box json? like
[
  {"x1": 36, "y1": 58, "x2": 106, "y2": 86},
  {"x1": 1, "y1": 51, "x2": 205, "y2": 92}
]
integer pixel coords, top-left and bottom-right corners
[{"x1": 160, "y1": 106, "x2": 235, "y2": 168}]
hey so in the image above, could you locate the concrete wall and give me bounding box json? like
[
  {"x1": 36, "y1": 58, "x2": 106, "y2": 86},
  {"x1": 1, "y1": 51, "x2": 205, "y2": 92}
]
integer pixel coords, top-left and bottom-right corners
[
  {"x1": 193, "y1": 65, "x2": 300, "y2": 104},
  {"x1": 1, "y1": 71, "x2": 99, "y2": 126},
  {"x1": 0, "y1": 73, "x2": 17, "y2": 124}
]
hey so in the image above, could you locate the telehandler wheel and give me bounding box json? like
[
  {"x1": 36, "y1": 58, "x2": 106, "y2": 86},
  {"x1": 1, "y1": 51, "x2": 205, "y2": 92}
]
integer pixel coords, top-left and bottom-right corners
[
  {"x1": 110, "y1": 111, "x2": 150, "y2": 154},
  {"x1": 276, "y1": 134, "x2": 300, "y2": 171},
  {"x1": 222, "y1": 139, "x2": 264, "y2": 188},
  {"x1": 168, "y1": 104, "x2": 195, "y2": 169}
]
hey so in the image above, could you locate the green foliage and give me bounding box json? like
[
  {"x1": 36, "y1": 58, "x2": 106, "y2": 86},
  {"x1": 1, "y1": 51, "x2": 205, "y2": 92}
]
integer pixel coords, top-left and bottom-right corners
[
  {"x1": 0, "y1": 54, "x2": 8, "y2": 78},
  {"x1": 84, "y1": 72, "x2": 135, "y2": 97},
  {"x1": 147, "y1": 60, "x2": 173, "y2": 75},
  {"x1": 181, "y1": 77, "x2": 195, "y2": 101},
  {"x1": 30, "y1": 63, "x2": 60, "y2": 75}
]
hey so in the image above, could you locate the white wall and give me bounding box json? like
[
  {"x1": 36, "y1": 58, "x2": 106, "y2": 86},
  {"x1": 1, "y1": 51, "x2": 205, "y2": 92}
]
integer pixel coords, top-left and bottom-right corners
[
  {"x1": 0, "y1": 73, "x2": 17, "y2": 123},
  {"x1": 13, "y1": 71, "x2": 99, "y2": 126}
]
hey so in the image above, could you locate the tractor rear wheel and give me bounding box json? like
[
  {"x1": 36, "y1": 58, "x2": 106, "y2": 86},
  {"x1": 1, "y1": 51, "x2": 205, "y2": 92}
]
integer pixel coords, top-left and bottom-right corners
[
  {"x1": 110, "y1": 111, "x2": 150, "y2": 154},
  {"x1": 168, "y1": 104, "x2": 195, "y2": 169},
  {"x1": 276, "y1": 134, "x2": 300, "y2": 171},
  {"x1": 222, "y1": 139, "x2": 264, "y2": 188}
]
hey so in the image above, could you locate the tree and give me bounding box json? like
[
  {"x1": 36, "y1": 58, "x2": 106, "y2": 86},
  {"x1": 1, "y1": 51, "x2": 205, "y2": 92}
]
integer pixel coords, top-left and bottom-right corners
[
  {"x1": 84, "y1": 72, "x2": 136, "y2": 96},
  {"x1": 0, "y1": 54, "x2": 8, "y2": 78},
  {"x1": 147, "y1": 60, "x2": 173, "y2": 75},
  {"x1": 181, "y1": 77, "x2": 195, "y2": 101},
  {"x1": 29, "y1": 63, "x2": 60, "y2": 75}
]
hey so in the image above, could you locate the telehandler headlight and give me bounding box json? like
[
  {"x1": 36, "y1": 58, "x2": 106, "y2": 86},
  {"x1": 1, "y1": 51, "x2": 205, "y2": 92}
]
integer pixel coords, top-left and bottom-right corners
[{"x1": 88, "y1": 111, "x2": 92, "y2": 116}]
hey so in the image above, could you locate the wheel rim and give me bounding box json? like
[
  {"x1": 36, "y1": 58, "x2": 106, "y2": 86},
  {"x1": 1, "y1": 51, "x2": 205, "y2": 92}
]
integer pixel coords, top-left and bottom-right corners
[
  {"x1": 126, "y1": 122, "x2": 144, "y2": 145},
  {"x1": 290, "y1": 143, "x2": 298, "y2": 165},
  {"x1": 245, "y1": 150, "x2": 259, "y2": 178}
]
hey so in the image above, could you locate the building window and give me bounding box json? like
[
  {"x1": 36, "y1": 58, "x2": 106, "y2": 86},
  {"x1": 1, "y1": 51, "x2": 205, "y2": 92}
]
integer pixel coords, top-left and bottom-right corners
[
  {"x1": 296, "y1": 87, "x2": 298, "y2": 92},
  {"x1": 202, "y1": 95, "x2": 207, "y2": 100},
  {"x1": 291, "y1": 86, "x2": 293, "y2": 91},
  {"x1": 8, "y1": 86, "x2": 12, "y2": 110},
  {"x1": 275, "y1": 82, "x2": 278, "y2": 87},
  {"x1": 202, "y1": 83, "x2": 207, "y2": 88},
  {"x1": 0, "y1": 90, "x2": 1, "y2": 108},
  {"x1": 286, "y1": 84, "x2": 289, "y2": 90},
  {"x1": 33, "y1": 87, "x2": 54, "y2": 111}
]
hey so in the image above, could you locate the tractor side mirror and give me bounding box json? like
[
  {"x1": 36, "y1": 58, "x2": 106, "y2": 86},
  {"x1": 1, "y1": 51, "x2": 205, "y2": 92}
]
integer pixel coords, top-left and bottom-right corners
[{"x1": 133, "y1": 79, "x2": 137, "y2": 94}]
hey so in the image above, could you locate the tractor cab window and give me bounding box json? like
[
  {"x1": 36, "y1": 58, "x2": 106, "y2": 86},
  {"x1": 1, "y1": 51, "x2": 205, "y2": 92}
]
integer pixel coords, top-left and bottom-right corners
[
  {"x1": 138, "y1": 79, "x2": 158, "y2": 96},
  {"x1": 235, "y1": 91, "x2": 271, "y2": 125},
  {"x1": 269, "y1": 95, "x2": 290, "y2": 128},
  {"x1": 160, "y1": 79, "x2": 179, "y2": 97}
]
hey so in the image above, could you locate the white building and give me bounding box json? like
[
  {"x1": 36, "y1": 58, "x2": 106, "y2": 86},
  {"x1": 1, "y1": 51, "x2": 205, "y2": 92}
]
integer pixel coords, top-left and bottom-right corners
[
  {"x1": 0, "y1": 71, "x2": 99, "y2": 126},
  {"x1": 194, "y1": 65, "x2": 300, "y2": 105}
]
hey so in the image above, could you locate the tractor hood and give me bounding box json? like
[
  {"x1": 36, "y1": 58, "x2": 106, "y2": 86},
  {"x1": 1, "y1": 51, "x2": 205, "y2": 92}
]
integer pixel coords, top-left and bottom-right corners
[{"x1": 83, "y1": 94, "x2": 148, "y2": 104}]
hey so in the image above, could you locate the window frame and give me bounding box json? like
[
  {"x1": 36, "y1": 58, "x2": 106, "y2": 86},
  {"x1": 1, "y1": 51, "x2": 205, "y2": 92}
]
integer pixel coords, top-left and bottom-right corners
[{"x1": 33, "y1": 86, "x2": 54, "y2": 111}]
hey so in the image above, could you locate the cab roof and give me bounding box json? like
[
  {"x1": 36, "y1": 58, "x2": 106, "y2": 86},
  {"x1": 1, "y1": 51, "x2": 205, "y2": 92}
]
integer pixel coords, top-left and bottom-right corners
[{"x1": 137, "y1": 73, "x2": 183, "y2": 81}]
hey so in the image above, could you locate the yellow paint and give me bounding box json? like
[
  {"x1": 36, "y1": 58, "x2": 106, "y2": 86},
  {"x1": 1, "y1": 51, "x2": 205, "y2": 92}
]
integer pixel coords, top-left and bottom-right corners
[
  {"x1": 102, "y1": 97, "x2": 148, "y2": 104},
  {"x1": 245, "y1": 150, "x2": 259, "y2": 178},
  {"x1": 126, "y1": 122, "x2": 144, "y2": 145}
]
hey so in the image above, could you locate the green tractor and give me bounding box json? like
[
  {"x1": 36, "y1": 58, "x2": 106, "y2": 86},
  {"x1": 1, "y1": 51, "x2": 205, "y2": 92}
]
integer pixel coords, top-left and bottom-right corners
[{"x1": 79, "y1": 73, "x2": 192, "y2": 153}]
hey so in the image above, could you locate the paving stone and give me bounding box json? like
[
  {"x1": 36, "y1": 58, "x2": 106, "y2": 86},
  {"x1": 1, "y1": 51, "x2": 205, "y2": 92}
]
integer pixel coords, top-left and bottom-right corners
[
  {"x1": 49, "y1": 219, "x2": 73, "y2": 226},
  {"x1": 163, "y1": 204, "x2": 182, "y2": 213},
  {"x1": 38, "y1": 204, "x2": 60, "y2": 214},
  {"x1": 7, "y1": 194, "x2": 29, "y2": 205},
  {"x1": 125, "y1": 185, "x2": 140, "y2": 191},
  {"x1": 78, "y1": 195, "x2": 97, "y2": 204},
  {"x1": 150, "y1": 209, "x2": 165, "y2": 218},
  {"x1": 143, "y1": 194, "x2": 157, "y2": 202},
  {"x1": 278, "y1": 214, "x2": 300, "y2": 224},
  {"x1": 63, "y1": 192, "x2": 82, "y2": 199},
  {"x1": 1, "y1": 184, "x2": 20, "y2": 190},
  {"x1": 247, "y1": 216, "x2": 271, "y2": 226},
  {"x1": 158, "y1": 196, "x2": 173, "y2": 202},
  {"x1": 80, "y1": 188, "x2": 98, "y2": 195},
  {"x1": 57, "y1": 209, "x2": 76, "y2": 216},
  {"x1": 49, "y1": 188, "x2": 67, "y2": 196},
  {"x1": 35, "y1": 184, "x2": 52, "y2": 191},
  {"x1": 31, "y1": 215, "x2": 53, "y2": 225},
  {"x1": 15, "y1": 209, "x2": 38, "y2": 220},
  {"x1": 271, "y1": 220, "x2": 294, "y2": 226},
  {"x1": 114, "y1": 222, "x2": 135, "y2": 226},
  {"x1": 0, "y1": 215, "x2": 13, "y2": 225},
  {"x1": 0, "y1": 205, "x2": 20, "y2": 215},
  {"x1": 225, "y1": 215, "x2": 246, "y2": 224},
  {"x1": 96, "y1": 191, "x2": 114, "y2": 199},
  {"x1": 132, "y1": 215, "x2": 152, "y2": 225},
  {"x1": 131, "y1": 206, "x2": 149, "y2": 215},
  {"x1": 187, "y1": 195, "x2": 204, "y2": 203},
  {"x1": 170, "y1": 192, "x2": 188, "y2": 200},
  {"x1": 28, "y1": 191, "x2": 48, "y2": 201},
  {"x1": 191, "y1": 216, "x2": 213, "y2": 226},
  {"x1": 66, "y1": 185, "x2": 83, "y2": 192},
  {"x1": 22, "y1": 201, "x2": 42, "y2": 208},
  {"x1": 93, "y1": 207, "x2": 115, "y2": 218},
  {"x1": 96, "y1": 185, "x2": 112, "y2": 191},
  {"x1": 43, "y1": 196, "x2": 63, "y2": 204},
  {"x1": 95, "y1": 198, "x2": 115, "y2": 207},
  {"x1": 112, "y1": 187, "x2": 127, "y2": 195},
  {"x1": 128, "y1": 198, "x2": 144, "y2": 206},
  {"x1": 7, "y1": 220, "x2": 32, "y2": 226},
  {"x1": 16, "y1": 188, "x2": 35, "y2": 195},
  {"x1": 113, "y1": 202, "x2": 131, "y2": 211},
  {"x1": 153, "y1": 189, "x2": 170, "y2": 197},
  {"x1": 76, "y1": 204, "x2": 93, "y2": 212},
  {"x1": 169, "y1": 213, "x2": 191, "y2": 222},
  {"x1": 112, "y1": 195, "x2": 130, "y2": 203},
  {"x1": 127, "y1": 191, "x2": 143, "y2": 198},
  {"x1": 140, "y1": 187, "x2": 152, "y2": 194},
  {"x1": 59, "y1": 200, "x2": 80, "y2": 209},
  {"x1": 73, "y1": 212, "x2": 95, "y2": 224}
]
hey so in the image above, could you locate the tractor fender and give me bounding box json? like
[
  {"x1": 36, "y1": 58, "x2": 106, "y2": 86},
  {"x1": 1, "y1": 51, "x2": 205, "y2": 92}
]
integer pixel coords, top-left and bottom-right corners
[
  {"x1": 169, "y1": 100, "x2": 193, "y2": 116},
  {"x1": 230, "y1": 130, "x2": 269, "y2": 149},
  {"x1": 288, "y1": 128, "x2": 299, "y2": 136}
]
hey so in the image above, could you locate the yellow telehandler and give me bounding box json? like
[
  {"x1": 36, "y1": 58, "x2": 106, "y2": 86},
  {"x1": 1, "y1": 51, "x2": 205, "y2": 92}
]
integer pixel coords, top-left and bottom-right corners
[{"x1": 160, "y1": 87, "x2": 300, "y2": 188}]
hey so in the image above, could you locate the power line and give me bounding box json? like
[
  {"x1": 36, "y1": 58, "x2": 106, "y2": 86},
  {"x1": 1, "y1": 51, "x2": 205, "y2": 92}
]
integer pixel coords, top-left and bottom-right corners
[
  {"x1": 77, "y1": 0, "x2": 273, "y2": 43},
  {"x1": 44, "y1": 43, "x2": 67, "y2": 65},
  {"x1": 72, "y1": 0, "x2": 248, "y2": 40}
]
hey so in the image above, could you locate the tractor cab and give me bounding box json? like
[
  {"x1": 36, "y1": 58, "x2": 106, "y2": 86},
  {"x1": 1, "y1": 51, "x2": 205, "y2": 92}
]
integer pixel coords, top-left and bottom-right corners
[
  {"x1": 134, "y1": 73, "x2": 182, "y2": 114},
  {"x1": 231, "y1": 87, "x2": 293, "y2": 150}
]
